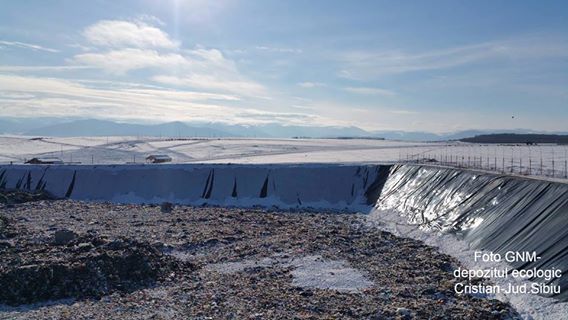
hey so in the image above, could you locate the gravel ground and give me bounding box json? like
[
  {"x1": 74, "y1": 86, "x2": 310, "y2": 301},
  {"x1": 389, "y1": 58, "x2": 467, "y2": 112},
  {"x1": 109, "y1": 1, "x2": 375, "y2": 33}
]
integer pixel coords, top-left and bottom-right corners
[{"x1": 0, "y1": 196, "x2": 521, "y2": 319}]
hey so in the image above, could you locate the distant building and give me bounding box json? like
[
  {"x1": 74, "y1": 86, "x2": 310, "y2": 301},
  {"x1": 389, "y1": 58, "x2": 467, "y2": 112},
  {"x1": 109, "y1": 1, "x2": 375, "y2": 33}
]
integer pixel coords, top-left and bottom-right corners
[
  {"x1": 145, "y1": 154, "x2": 172, "y2": 163},
  {"x1": 25, "y1": 157, "x2": 64, "y2": 164}
]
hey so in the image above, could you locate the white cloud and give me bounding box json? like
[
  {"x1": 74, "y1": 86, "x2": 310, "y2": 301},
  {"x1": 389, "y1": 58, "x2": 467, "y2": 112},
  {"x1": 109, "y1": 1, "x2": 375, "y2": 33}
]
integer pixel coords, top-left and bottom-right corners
[
  {"x1": 73, "y1": 49, "x2": 189, "y2": 74},
  {"x1": 0, "y1": 40, "x2": 59, "y2": 53},
  {"x1": 0, "y1": 74, "x2": 238, "y2": 103},
  {"x1": 256, "y1": 46, "x2": 302, "y2": 54},
  {"x1": 0, "y1": 74, "x2": 321, "y2": 126},
  {"x1": 136, "y1": 14, "x2": 166, "y2": 27},
  {"x1": 167, "y1": 0, "x2": 233, "y2": 25},
  {"x1": 153, "y1": 74, "x2": 266, "y2": 97},
  {"x1": 0, "y1": 92, "x2": 35, "y2": 99},
  {"x1": 83, "y1": 20, "x2": 179, "y2": 49},
  {"x1": 290, "y1": 104, "x2": 316, "y2": 111},
  {"x1": 72, "y1": 46, "x2": 237, "y2": 76},
  {"x1": 187, "y1": 48, "x2": 240, "y2": 75},
  {"x1": 338, "y1": 36, "x2": 568, "y2": 80},
  {"x1": 236, "y1": 108, "x2": 318, "y2": 123},
  {"x1": 388, "y1": 109, "x2": 418, "y2": 115},
  {"x1": 298, "y1": 83, "x2": 396, "y2": 97},
  {"x1": 72, "y1": 20, "x2": 266, "y2": 98},
  {"x1": 343, "y1": 86, "x2": 396, "y2": 96},
  {"x1": 0, "y1": 74, "x2": 239, "y2": 122},
  {"x1": 0, "y1": 65, "x2": 93, "y2": 72},
  {"x1": 298, "y1": 82, "x2": 326, "y2": 88},
  {"x1": 2, "y1": 17, "x2": 342, "y2": 126}
]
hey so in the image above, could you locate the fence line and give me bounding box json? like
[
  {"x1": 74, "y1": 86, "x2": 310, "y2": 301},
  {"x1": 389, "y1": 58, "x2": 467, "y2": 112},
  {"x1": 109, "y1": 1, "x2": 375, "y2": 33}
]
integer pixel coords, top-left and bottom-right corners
[{"x1": 399, "y1": 145, "x2": 568, "y2": 180}]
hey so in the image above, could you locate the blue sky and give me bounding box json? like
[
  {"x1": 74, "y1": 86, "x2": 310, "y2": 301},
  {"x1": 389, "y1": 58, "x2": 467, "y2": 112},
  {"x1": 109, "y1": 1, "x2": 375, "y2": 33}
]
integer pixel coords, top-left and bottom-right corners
[{"x1": 1, "y1": 0, "x2": 567, "y2": 133}]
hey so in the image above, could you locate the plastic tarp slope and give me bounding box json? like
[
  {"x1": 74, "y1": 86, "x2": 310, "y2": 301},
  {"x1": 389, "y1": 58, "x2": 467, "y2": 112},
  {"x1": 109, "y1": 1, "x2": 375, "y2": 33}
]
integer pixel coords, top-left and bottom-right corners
[
  {"x1": 0, "y1": 164, "x2": 388, "y2": 211},
  {"x1": 376, "y1": 164, "x2": 568, "y2": 301}
]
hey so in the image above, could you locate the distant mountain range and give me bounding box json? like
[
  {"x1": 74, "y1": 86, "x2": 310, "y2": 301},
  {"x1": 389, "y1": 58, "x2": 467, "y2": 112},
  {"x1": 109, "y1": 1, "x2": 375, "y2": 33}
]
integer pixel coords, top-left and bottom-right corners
[
  {"x1": 22, "y1": 119, "x2": 232, "y2": 138},
  {"x1": 0, "y1": 117, "x2": 566, "y2": 141}
]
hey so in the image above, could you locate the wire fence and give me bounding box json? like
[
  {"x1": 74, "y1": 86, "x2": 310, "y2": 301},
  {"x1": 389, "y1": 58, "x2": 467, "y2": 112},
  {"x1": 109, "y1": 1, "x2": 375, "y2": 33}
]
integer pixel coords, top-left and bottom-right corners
[{"x1": 399, "y1": 144, "x2": 568, "y2": 180}]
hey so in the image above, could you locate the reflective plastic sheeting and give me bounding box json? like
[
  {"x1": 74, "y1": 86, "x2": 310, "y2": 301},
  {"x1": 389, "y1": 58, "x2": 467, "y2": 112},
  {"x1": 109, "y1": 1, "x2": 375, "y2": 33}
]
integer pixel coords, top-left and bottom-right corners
[{"x1": 377, "y1": 164, "x2": 568, "y2": 300}]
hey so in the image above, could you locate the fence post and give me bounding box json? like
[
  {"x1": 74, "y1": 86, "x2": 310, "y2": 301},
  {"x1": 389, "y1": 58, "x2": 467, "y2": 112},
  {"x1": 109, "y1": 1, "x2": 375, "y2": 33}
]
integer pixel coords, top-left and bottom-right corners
[
  {"x1": 528, "y1": 146, "x2": 532, "y2": 175},
  {"x1": 552, "y1": 147, "x2": 555, "y2": 178},
  {"x1": 565, "y1": 147, "x2": 568, "y2": 179},
  {"x1": 510, "y1": 154, "x2": 514, "y2": 173}
]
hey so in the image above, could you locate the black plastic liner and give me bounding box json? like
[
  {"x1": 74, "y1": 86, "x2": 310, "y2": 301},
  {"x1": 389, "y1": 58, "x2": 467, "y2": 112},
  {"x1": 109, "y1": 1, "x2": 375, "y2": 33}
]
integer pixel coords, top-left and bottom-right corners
[
  {"x1": 377, "y1": 164, "x2": 568, "y2": 301},
  {"x1": 2, "y1": 163, "x2": 568, "y2": 301}
]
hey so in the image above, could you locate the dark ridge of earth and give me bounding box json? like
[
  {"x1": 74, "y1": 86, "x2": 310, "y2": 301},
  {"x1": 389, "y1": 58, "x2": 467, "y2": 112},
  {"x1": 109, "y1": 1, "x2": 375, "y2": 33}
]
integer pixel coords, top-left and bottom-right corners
[
  {"x1": 0, "y1": 189, "x2": 55, "y2": 205},
  {"x1": 460, "y1": 133, "x2": 568, "y2": 144},
  {"x1": 0, "y1": 196, "x2": 520, "y2": 319}
]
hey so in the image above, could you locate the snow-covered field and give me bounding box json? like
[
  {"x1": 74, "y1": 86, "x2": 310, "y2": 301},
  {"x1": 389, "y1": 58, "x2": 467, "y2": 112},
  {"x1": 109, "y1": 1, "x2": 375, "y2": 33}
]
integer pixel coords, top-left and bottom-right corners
[
  {"x1": 0, "y1": 136, "x2": 437, "y2": 164},
  {"x1": 1, "y1": 135, "x2": 566, "y2": 180}
]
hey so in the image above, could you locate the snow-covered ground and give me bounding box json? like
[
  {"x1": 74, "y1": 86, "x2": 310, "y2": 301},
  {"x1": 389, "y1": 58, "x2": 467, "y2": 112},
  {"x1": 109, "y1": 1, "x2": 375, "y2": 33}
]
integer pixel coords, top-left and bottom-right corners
[
  {"x1": 0, "y1": 135, "x2": 437, "y2": 164},
  {"x1": 1, "y1": 135, "x2": 566, "y2": 180}
]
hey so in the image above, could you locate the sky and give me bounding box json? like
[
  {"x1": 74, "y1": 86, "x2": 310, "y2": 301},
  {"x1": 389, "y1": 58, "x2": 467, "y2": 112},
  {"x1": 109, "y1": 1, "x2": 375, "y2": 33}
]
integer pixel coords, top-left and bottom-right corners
[{"x1": 0, "y1": 0, "x2": 567, "y2": 133}]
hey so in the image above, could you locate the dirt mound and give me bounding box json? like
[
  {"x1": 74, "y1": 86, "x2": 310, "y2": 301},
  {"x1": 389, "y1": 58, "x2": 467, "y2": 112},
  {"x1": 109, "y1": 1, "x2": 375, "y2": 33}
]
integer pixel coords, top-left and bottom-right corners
[
  {"x1": 0, "y1": 189, "x2": 55, "y2": 205},
  {"x1": 0, "y1": 215, "x2": 15, "y2": 239},
  {"x1": 0, "y1": 235, "x2": 188, "y2": 306}
]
